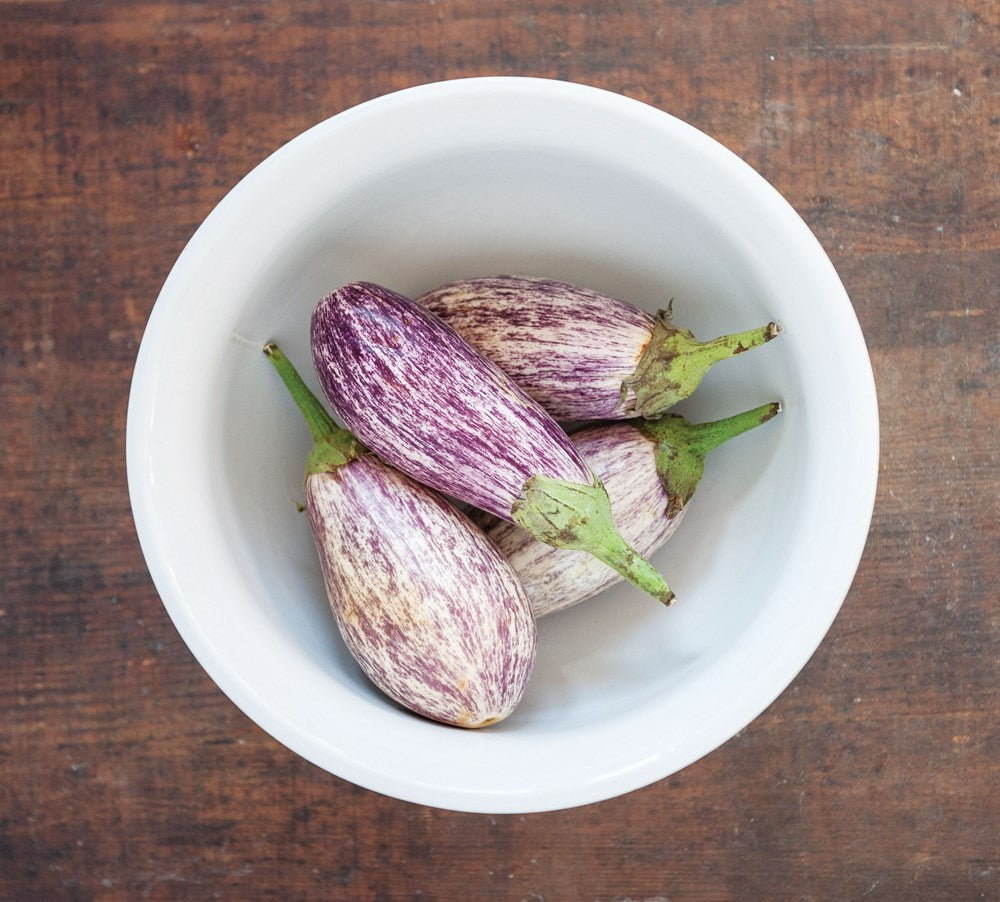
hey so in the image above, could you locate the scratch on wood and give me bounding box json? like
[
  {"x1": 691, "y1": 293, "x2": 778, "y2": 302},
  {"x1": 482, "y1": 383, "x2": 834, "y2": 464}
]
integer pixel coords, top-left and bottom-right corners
[{"x1": 926, "y1": 308, "x2": 986, "y2": 318}]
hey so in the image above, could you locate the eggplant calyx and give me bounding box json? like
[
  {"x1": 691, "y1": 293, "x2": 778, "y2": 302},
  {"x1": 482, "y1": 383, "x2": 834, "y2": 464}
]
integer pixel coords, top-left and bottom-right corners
[
  {"x1": 263, "y1": 341, "x2": 362, "y2": 477},
  {"x1": 511, "y1": 473, "x2": 675, "y2": 606},
  {"x1": 637, "y1": 401, "x2": 781, "y2": 517},
  {"x1": 625, "y1": 305, "x2": 781, "y2": 418},
  {"x1": 306, "y1": 433, "x2": 363, "y2": 475}
]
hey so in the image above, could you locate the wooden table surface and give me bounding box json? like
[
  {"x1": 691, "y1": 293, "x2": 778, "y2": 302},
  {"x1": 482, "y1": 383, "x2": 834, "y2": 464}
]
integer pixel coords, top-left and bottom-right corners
[{"x1": 3, "y1": 1, "x2": 998, "y2": 898}]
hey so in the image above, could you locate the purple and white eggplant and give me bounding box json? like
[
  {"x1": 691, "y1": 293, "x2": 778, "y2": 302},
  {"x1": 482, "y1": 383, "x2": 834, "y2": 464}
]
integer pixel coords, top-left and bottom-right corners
[
  {"x1": 475, "y1": 402, "x2": 781, "y2": 618},
  {"x1": 264, "y1": 342, "x2": 536, "y2": 729},
  {"x1": 311, "y1": 281, "x2": 676, "y2": 606},
  {"x1": 417, "y1": 275, "x2": 780, "y2": 421}
]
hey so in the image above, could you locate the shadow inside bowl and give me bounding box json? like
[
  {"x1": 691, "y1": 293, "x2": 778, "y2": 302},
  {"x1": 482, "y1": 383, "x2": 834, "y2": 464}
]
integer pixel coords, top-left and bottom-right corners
[{"x1": 202, "y1": 145, "x2": 803, "y2": 732}]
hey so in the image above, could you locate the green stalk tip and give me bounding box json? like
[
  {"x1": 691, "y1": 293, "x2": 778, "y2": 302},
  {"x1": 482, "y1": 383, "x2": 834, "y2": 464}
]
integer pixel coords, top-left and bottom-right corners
[
  {"x1": 625, "y1": 312, "x2": 781, "y2": 418},
  {"x1": 511, "y1": 474, "x2": 675, "y2": 606}
]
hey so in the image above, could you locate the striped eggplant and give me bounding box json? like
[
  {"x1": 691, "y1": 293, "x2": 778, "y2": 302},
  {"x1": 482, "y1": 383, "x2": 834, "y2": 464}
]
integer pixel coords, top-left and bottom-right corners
[
  {"x1": 311, "y1": 281, "x2": 676, "y2": 606},
  {"x1": 264, "y1": 342, "x2": 536, "y2": 729},
  {"x1": 474, "y1": 402, "x2": 781, "y2": 618},
  {"x1": 417, "y1": 275, "x2": 780, "y2": 421}
]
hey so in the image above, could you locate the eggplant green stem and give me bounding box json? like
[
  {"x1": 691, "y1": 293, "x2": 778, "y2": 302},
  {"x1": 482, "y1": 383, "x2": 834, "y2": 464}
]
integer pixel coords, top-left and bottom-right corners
[
  {"x1": 263, "y1": 341, "x2": 361, "y2": 476},
  {"x1": 637, "y1": 401, "x2": 781, "y2": 517},
  {"x1": 626, "y1": 305, "x2": 781, "y2": 418},
  {"x1": 512, "y1": 474, "x2": 675, "y2": 606}
]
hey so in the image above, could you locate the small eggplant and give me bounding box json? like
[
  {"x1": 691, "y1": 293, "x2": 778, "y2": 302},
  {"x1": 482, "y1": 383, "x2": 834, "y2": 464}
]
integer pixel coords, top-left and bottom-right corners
[
  {"x1": 475, "y1": 402, "x2": 781, "y2": 618},
  {"x1": 417, "y1": 275, "x2": 780, "y2": 421},
  {"x1": 311, "y1": 281, "x2": 676, "y2": 606},
  {"x1": 264, "y1": 342, "x2": 536, "y2": 728}
]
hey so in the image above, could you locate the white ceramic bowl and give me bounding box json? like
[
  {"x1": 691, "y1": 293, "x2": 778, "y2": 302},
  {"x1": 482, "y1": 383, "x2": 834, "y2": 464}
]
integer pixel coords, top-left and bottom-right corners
[{"x1": 127, "y1": 77, "x2": 878, "y2": 813}]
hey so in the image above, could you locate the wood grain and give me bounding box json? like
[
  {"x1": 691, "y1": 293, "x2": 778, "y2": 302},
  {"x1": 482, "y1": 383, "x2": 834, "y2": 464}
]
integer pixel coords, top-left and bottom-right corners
[{"x1": 2, "y1": 1, "x2": 997, "y2": 899}]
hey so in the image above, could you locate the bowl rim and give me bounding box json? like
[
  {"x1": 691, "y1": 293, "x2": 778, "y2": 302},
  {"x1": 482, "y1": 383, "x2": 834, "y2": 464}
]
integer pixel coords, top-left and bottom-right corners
[{"x1": 127, "y1": 75, "x2": 879, "y2": 813}]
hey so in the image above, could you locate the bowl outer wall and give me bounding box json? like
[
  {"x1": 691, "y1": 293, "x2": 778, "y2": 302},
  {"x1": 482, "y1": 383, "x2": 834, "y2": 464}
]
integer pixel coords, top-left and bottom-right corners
[{"x1": 126, "y1": 77, "x2": 879, "y2": 813}]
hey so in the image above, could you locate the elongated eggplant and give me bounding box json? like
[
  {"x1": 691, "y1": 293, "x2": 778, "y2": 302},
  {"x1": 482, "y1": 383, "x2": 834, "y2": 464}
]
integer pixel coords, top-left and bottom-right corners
[
  {"x1": 264, "y1": 342, "x2": 536, "y2": 728},
  {"x1": 475, "y1": 402, "x2": 781, "y2": 618},
  {"x1": 417, "y1": 275, "x2": 780, "y2": 421},
  {"x1": 311, "y1": 281, "x2": 676, "y2": 606}
]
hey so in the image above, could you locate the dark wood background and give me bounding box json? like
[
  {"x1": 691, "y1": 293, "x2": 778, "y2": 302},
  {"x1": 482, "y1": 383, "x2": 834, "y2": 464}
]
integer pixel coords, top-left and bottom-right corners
[{"x1": 2, "y1": 1, "x2": 998, "y2": 898}]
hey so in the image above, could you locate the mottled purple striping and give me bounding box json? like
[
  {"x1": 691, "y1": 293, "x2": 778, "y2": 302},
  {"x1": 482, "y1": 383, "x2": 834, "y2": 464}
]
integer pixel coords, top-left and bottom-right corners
[
  {"x1": 312, "y1": 281, "x2": 592, "y2": 520},
  {"x1": 306, "y1": 453, "x2": 536, "y2": 727},
  {"x1": 478, "y1": 422, "x2": 683, "y2": 618},
  {"x1": 417, "y1": 275, "x2": 657, "y2": 420}
]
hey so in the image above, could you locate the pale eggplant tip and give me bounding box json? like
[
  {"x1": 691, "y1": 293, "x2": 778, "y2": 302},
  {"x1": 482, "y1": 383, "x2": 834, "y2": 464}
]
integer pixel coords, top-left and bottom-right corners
[
  {"x1": 470, "y1": 715, "x2": 503, "y2": 729},
  {"x1": 454, "y1": 710, "x2": 508, "y2": 729}
]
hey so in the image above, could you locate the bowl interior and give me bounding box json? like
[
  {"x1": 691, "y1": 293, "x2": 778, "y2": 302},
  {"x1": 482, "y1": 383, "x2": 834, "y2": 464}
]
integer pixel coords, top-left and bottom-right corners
[{"x1": 127, "y1": 78, "x2": 877, "y2": 812}]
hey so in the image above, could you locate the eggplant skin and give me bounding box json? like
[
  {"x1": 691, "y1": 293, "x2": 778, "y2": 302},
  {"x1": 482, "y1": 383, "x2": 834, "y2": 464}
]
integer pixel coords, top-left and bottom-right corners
[
  {"x1": 417, "y1": 275, "x2": 654, "y2": 420},
  {"x1": 478, "y1": 423, "x2": 679, "y2": 618},
  {"x1": 306, "y1": 453, "x2": 537, "y2": 728},
  {"x1": 311, "y1": 281, "x2": 591, "y2": 520}
]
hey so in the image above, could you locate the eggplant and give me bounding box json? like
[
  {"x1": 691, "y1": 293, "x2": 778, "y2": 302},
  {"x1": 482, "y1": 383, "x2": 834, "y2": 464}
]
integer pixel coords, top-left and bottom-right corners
[
  {"x1": 475, "y1": 402, "x2": 781, "y2": 618},
  {"x1": 264, "y1": 342, "x2": 536, "y2": 728},
  {"x1": 417, "y1": 275, "x2": 780, "y2": 421},
  {"x1": 311, "y1": 281, "x2": 676, "y2": 606}
]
